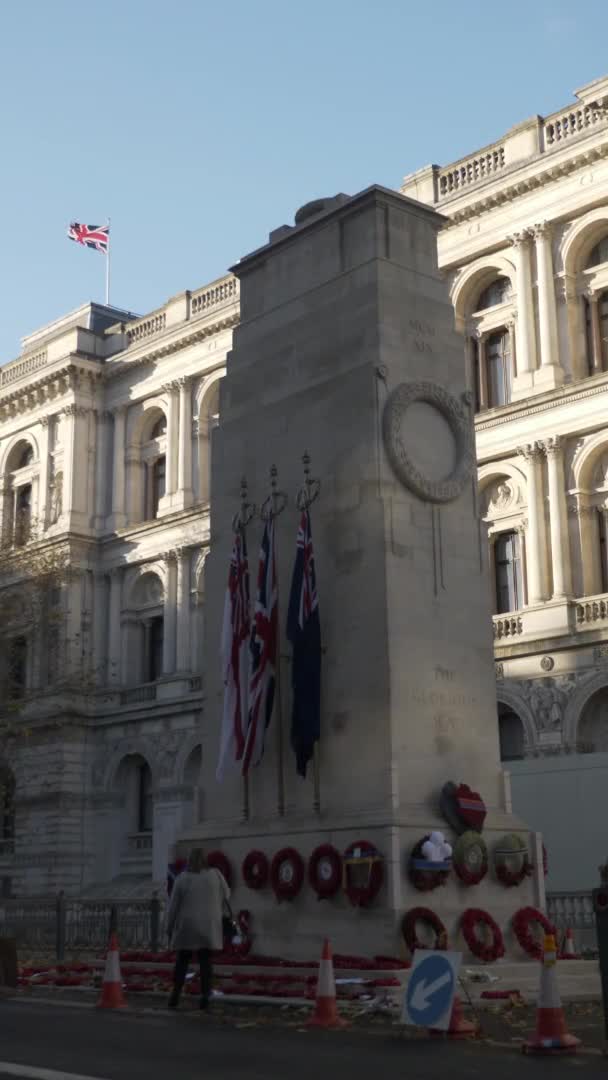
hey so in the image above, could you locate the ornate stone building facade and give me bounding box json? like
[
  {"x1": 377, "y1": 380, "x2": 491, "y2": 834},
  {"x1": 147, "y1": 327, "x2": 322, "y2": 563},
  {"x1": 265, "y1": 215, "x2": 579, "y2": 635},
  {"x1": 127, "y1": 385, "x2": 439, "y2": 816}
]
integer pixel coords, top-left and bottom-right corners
[
  {"x1": 402, "y1": 73, "x2": 608, "y2": 889},
  {"x1": 0, "y1": 279, "x2": 238, "y2": 896},
  {"x1": 4, "y1": 75, "x2": 608, "y2": 896}
]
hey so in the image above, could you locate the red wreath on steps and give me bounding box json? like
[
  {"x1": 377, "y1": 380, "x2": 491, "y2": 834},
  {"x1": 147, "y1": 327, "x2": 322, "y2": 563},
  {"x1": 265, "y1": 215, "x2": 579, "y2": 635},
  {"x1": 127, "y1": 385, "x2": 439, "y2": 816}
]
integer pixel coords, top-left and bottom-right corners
[
  {"x1": 207, "y1": 850, "x2": 233, "y2": 888},
  {"x1": 402, "y1": 907, "x2": 448, "y2": 954},
  {"x1": 242, "y1": 850, "x2": 269, "y2": 890},
  {"x1": 512, "y1": 906, "x2": 556, "y2": 960},
  {"x1": 308, "y1": 844, "x2": 342, "y2": 900},
  {"x1": 461, "y1": 908, "x2": 505, "y2": 962},
  {"x1": 270, "y1": 848, "x2": 305, "y2": 902}
]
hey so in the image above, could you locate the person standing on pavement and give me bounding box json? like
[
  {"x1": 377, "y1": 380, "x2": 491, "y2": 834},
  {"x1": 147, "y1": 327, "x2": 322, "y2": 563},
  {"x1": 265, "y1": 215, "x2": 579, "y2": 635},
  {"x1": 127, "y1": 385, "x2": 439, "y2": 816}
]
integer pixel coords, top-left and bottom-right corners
[{"x1": 166, "y1": 847, "x2": 230, "y2": 1010}]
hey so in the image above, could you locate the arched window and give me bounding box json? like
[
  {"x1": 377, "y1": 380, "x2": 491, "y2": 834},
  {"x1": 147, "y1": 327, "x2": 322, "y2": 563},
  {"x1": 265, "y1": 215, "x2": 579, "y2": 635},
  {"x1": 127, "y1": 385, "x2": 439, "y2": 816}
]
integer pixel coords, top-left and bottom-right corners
[
  {"x1": 137, "y1": 761, "x2": 153, "y2": 833},
  {"x1": 150, "y1": 456, "x2": 166, "y2": 519},
  {"x1": 587, "y1": 236, "x2": 608, "y2": 268},
  {"x1": 114, "y1": 754, "x2": 154, "y2": 855},
  {"x1": 585, "y1": 291, "x2": 608, "y2": 374},
  {"x1": 475, "y1": 277, "x2": 510, "y2": 311},
  {"x1": 578, "y1": 687, "x2": 608, "y2": 752},
  {"x1": 494, "y1": 531, "x2": 523, "y2": 614},
  {"x1": 475, "y1": 329, "x2": 512, "y2": 410},
  {"x1": 7, "y1": 637, "x2": 27, "y2": 700},
  {"x1": 4, "y1": 440, "x2": 36, "y2": 546},
  {"x1": 18, "y1": 445, "x2": 34, "y2": 469},
  {"x1": 498, "y1": 706, "x2": 525, "y2": 762},
  {"x1": 150, "y1": 416, "x2": 167, "y2": 440},
  {"x1": 15, "y1": 484, "x2": 32, "y2": 546},
  {"x1": 146, "y1": 616, "x2": 164, "y2": 682},
  {"x1": 129, "y1": 572, "x2": 165, "y2": 684},
  {"x1": 139, "y1": 411, "x2": 168, "y2": 522}
]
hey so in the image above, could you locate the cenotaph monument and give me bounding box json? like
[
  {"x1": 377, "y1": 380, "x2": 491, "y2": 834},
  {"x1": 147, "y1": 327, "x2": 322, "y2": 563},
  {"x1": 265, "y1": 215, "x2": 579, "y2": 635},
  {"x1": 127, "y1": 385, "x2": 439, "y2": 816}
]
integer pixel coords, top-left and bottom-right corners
[{"x1": 183, "y1": 186, "x2": 538, "y2": 958}]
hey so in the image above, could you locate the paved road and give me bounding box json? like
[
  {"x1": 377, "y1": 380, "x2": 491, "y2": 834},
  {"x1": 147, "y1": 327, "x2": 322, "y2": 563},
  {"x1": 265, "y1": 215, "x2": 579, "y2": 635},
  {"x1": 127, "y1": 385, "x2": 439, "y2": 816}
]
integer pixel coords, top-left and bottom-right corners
[{"x1": 0, "y1": 998, "x2": 605, "y2": 1080}]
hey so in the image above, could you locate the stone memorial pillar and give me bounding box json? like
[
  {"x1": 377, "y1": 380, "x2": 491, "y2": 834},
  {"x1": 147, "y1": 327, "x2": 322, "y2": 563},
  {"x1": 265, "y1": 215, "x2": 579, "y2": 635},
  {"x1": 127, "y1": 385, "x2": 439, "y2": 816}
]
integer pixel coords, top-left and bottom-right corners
[{"x1": 184, "y1": 186, "x2": 535, "y2": 957}]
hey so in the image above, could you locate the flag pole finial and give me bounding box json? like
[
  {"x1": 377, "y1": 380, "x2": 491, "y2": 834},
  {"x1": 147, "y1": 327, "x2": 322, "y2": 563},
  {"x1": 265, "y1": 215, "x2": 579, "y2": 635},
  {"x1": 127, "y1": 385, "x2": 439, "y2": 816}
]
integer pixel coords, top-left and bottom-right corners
[
  {"x1": 231, "y1": 476, "x2": 256, "y2": 533},
  {"x1": 261, "y1": 465, "x2": 287, "y2": 522},
  {"x1": 297, "y1": 451, "x2": 321, "y2": 511}
]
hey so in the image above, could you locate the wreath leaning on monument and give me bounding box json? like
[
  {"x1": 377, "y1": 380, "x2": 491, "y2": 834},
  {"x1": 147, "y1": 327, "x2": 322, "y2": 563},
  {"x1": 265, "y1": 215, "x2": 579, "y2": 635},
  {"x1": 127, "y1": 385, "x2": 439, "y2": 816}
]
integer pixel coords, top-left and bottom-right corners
[
  {"x1": 342, "y1": 840, "x2": 384, "y2": 908},
  {"x1": 206, "y1": 850, "x2": 234, "y2": 888},
  {"x1": 242, "y1": 850, "x2": 270, "y2": 891},
  {"x1": 402, "y1": 907, "x2": 448, "y2": 954},
  {"x1": 270, "y1": 848, "x2": 305, "y2": 902},
  {"x1": 453, "y1": 831, "x2": 489, "y2": 886},
  {"x1": 308, "y1": 844, "x2": 342, "y2": 901},
  {"x1": 461, "y1": 908, "x2": 505, "y2": 962},
  {"x1": 408, "y1": 834, "x2": 452, "y2": 892},
  {"x1": 512, "y1": 906, "x2": 556, "y2": 960},
  {"x1": 493, "y1": 833, "x2": 530, "y2": 887}
]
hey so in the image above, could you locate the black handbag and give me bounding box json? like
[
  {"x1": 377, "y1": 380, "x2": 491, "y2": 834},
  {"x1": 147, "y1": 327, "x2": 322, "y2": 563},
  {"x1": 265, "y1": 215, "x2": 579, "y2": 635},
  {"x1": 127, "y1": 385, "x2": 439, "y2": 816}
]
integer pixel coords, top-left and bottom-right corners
[{"x1": 222, "y1": 899, "x2": 238, "y2": 941}]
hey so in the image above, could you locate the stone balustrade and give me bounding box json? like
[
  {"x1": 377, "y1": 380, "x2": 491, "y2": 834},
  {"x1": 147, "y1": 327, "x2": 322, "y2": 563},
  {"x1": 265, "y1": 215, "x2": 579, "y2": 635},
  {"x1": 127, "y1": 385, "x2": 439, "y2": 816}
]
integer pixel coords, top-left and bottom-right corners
[
  {"x1": 0, "y1": 349, "x2": 48, "y2": 388},
  {"x1": 438, "y1": 146, "x2": 506, "y2": 197},
  {"x1": 544, "y1": 104, "x2": 607, "y2": 147},
  {"x1": 127, "y1": 833, "x2": 153, "y2": 852},
  {"x1": 492, "y1": 613, "x2": 523, "y2": 640},
  {"x1": 191, "y1": 276, "x2": 238, "y2": 316},
  {"x1": 119, "y1": 684, "x2": 157, "y2": 705},
  {"x1": 576, "y1": 593, "x2": 608, "y2": 626},
  {"x1": 125, "y1": 312, "x2": 167, "y2": 345}
]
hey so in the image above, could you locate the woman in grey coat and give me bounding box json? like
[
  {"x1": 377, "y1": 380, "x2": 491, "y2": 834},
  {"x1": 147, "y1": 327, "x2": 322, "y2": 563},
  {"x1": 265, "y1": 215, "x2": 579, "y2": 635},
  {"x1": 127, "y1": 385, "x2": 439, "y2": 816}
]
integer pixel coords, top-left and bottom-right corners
[{"x1": 166, "y1": 848, "x2": 230, "y2": 1010}]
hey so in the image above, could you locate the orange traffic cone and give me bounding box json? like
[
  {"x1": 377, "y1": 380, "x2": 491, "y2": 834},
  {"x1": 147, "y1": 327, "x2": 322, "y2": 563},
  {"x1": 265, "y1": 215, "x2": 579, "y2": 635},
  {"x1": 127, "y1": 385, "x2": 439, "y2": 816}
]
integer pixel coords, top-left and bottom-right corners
[
  {"x1": 437, "y1": 994, "x2": 479, "y2": 1039},
  {"x1": 307, "y1": 940, "x2": 348, "y2": 1029},
  {"x1": 523, "y1": 934, "x2": 580, "y2": 1054},
  {"x1": 560, "y1": 928, "x2": 579, "y2": 960},
  {"x1": 97, "y1": 932, "x2": 127, "y2": 1010}
]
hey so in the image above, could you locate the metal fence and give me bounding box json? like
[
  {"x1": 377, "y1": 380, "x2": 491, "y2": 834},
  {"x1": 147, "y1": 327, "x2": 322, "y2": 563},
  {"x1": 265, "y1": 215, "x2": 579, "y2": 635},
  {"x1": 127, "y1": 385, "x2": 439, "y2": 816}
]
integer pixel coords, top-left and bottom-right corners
[{"x1": 0, "y1": 894, "x2": 165, "y2": 960}]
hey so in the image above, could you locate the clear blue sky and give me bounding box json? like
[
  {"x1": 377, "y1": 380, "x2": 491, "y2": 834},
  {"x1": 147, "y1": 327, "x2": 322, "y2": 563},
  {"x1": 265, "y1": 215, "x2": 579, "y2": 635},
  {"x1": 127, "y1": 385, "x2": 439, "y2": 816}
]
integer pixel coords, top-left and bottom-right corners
[{"x1": 1, "y1": 0, "x2": 607, "y2": 361}]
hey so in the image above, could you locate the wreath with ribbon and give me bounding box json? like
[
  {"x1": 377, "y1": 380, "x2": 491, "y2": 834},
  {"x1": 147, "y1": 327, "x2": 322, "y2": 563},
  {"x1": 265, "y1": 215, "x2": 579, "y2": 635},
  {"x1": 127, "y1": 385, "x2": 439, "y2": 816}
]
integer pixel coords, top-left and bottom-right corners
[
  {"x1": 453, "y1": 831, "x2": 488, "y2": 886},
  {"x1": 225, "y1": 910, "x2": 253, "y2": 958},
  {"x1": 461, "y1": 908, "x2": 505, "y2": 962},
  {"x1": 242, "y1": 850, "x2": 269, "y2": 891},
  {"x1": 308, "y1": 844, "x2": 342, "y2": 900},
  {"x1": 408, "y1": 836, "x2": 451, "y2": 892},
  {"x1": 402, "y1": 907, "x2": 448, "y2": 954},
  {"x1": 343, "y1": 840, "x2": 384, "y2": 907},
  {"x1": 512, "y1": 906, "x2": 556, "y2": 960},
  {"x1": 270, "y1": 848, "x2": 305, "y2": 902},
  {"x1": 493, "y1": 833, "x2": 530, "y2": 887},
  {"x1": 207, "y1": 850, "x2": 233, "y2": 888}
]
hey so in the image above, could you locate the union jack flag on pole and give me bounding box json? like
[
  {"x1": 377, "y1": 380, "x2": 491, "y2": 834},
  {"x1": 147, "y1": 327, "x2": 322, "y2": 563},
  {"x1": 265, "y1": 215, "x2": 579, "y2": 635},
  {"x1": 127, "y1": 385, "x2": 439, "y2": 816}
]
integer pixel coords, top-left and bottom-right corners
[
  {"x1": 286, "y1": 509, "x2": 321, "y2": 778},
  {"x1": 67, "y1": 221, "x2": 111, "y2": 304},
  {"x1": 217, "y1": 530, "x2": 251, "y2": 781},
  {"x1": 242, "y1": 518, "x2": 278, "y2": 775}
]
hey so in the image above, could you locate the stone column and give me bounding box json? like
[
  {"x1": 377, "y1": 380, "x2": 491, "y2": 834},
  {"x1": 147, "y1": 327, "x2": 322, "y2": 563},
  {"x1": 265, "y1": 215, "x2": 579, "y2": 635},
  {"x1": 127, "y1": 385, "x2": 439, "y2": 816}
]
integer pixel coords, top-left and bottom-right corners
[
  {"x1": 162, "y1": 551, "x2": 178, "y2": 675},
  {"x1": 569, "y1": 500, "x2": 601, "y2": 597},
  {"x1": 476, "y1": 331, "x2": 488, "y2": 410},
  {"x1": 109, "y1": 406, "x2": 127, "y2": 530},
  {"x1": 93, "y1": 572, "x2": 108, "y2": 685},
  {"x1": 94, "y1": 411, "x2": 111, "y2": 529},
  {"x1": 175, "y1": 547, "x2": 191, "y2": 671},
  {"x1": 517, "y1": 521, "x2": 528, "y2": 606},
  {"x1": 533, "y1": 222, "x2": 563, "y2": 386},
  {"x1": 510, "y1": 231, "x2": 537, "y2": 395},
  {"x1": 518, "y1": 443, "x2": 547, "y2": 605},
  {"x1": 61, "y1": 405, "x2": 77, "y2": 521},
  {"x1": 507, "y1": 319, "x2": 517, "y2": 377},
  {"x1": 161, "y1": 382, "x2": 179, "y2": 507},
  {"x1": 176, "y1": 377, "x2": 193, "y2": 510},
  {"x1": 37, "y1": 415, "x2": 51, "y2": 530},
  {"x1": 542, "y1": 436, "x2": 573, "y2": 599},
  {"x1": 588, "y1": 292, "x2": 604, "y2": 374},
  {"x1": 464, "y1": 336, "x2": 475, "y2": 399},
  {"x1": 107, "y1": 567, "x2": 123, "y2": 685}
]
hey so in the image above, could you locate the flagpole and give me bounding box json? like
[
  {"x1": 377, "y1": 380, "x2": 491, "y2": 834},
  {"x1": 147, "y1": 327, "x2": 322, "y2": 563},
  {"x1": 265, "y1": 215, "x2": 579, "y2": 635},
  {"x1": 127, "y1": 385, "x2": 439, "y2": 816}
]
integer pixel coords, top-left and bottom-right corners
[
  {"x1": 296, "y1": 452, "x2": 322, "y2": 814},
  {"x1": 105, "y1": 218, "x2": 111, "y2": 305},
  {"x1": 261, "y1": 465, "x2": 288, "y2": 818},
  {"x1": 233, "y1": 477, "x2": 256, "y2": 822}
]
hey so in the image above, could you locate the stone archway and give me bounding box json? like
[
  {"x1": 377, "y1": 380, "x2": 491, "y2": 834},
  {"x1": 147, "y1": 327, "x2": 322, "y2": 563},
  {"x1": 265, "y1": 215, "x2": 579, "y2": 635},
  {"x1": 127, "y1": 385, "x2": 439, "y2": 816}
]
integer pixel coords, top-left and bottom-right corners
[
  {"x1": 578, "y1": 686, "x2": 608, "y2": 752},
  {"x1": 497, "y1": 703, "x2": 526, "y2": 762}
]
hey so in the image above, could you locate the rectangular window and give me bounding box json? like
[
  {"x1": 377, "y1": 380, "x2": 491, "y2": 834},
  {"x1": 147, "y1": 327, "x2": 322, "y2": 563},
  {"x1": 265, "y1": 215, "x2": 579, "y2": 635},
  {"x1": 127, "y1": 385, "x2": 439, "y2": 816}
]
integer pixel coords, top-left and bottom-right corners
[
  {"x1": 151, "y1": 457, "x2": 166, "y2": 518},
  {"x1": 137, "y1": 765, "x2": 153, "y2": 833},
  {"x1": 144, "y1": 617, "x2": 164, "y2": 683},
  {"x1": 600, "y1": 511, "x2": 608, "y2": 594},
  {"x1": 14, "y1": 484, "x2": 32, "y2": 546},
  {"x1": 486, "y1": 330, "x2": 511, "y2": 408},
  {"x1": 494, "y1": 531, "x2": 523, "y2": 614},
  {"x1": 8, "y1": 637, "x2": 27, "y2": 699}
]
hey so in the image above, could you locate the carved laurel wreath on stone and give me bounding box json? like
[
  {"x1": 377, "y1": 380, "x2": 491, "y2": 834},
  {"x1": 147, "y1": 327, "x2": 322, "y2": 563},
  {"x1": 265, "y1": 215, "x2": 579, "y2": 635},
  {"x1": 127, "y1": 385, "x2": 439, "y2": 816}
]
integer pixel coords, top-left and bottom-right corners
[{"x1": 382, "y1": 380, "x2": 475, "y2": 503}]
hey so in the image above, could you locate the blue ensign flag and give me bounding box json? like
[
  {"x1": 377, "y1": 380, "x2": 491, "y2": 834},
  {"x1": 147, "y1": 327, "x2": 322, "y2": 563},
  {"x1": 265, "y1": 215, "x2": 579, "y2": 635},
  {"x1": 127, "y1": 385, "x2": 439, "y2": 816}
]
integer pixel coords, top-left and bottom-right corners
[{"x1": 286, "y1": 509, "x2": 321, "y2": 778}]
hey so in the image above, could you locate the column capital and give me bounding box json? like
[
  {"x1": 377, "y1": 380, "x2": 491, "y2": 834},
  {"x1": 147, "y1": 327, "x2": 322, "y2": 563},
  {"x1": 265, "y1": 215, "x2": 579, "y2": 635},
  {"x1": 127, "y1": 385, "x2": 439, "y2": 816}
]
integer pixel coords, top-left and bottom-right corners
[
  {"x1": 161, "y1": 380, "x2": 181, "y2": 395},
  {"x1": 532, "y1": 220, "x2": 552, "y2": 240},
  {"x1": 61, "y1": 404, "x2": 90, "y2": 418},
  {"x1": 108, "y1": 565, "x2": 123, "y2": 582},
  {"x1": 567, "y1": 499, "x2": 596, "y2": 518},
  {"x1": 541, "y1": 436, "x2": 563, "y2": 457},
  {"x1": 39, "y1": 415, "x2": 50, "y2": 428},
  {"x1": 516, "y1": 518, "x2": 528, "y2": 536},
  {"x1": 176, "y1": 375, "x2": 191, "y2": 390},
  {"x1": 111, "y1": 404, "x2": 128, "y2": 418},
  {"x1": 508, "y1": 228, "x2": 533, "y2": 248},
  {"x1": 162, "y1": 548, "x2": 178, "y2": 565},
  {"x1": 518, "y1": 441, "x2": 544, "y2": 463}
]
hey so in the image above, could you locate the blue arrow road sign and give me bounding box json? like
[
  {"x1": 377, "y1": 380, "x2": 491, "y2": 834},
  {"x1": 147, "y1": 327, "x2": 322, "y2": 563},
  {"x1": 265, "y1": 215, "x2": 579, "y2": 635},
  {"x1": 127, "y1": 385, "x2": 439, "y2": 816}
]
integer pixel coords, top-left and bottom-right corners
[{"x1": 402, "y1": 951, "x2": 461, "y2": 1031}]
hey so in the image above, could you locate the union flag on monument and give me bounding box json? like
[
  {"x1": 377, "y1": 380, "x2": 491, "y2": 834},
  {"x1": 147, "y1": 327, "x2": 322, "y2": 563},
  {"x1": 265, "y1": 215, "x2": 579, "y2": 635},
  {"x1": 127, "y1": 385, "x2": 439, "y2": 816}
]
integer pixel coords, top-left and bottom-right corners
[
  {"x1": 287, "y1": 509, "x2": 321, "y2": 778},
  {"x1": 217, "y1": 530, "x2": 251, "y2": 781},
  {"x1": 242, "y1": 519, "x2": 278, "y2": 774}
]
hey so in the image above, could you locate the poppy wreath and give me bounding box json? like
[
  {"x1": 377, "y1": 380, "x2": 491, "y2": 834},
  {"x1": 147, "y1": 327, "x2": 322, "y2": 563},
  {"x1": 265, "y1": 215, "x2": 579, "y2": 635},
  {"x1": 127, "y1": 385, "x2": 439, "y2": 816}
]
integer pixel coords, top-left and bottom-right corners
[
  {"x1": 512, "y1": 906, "x2": 556, "y2": 960},
  {"x1": 270, "y1": 848, "x2": 305, "y2": 902},
  {"x1": 343, "y1": 840, "x2": 384, "y2": 907},
  {"x1": 308, "y1": 844, "x2": 342, "y2": 901},
  {"x1": 225, "y1": 910, "x2": 253, "y2": 958},
  {"x1": 408, "y1": 836, "x2": 451, "y2": 892},
  {"x1": 207, "y1": 850, "x2": 233, "y2": 888},
  {"x1": 493, "y1": 833, "x2": 530, "y2": 887},
  {"x1": 453, "y1": 831, "x2": 489, "y2": 886},
  {"x1": 402, "y1": 907, "x2": 448, "y2": 954},
  {"x1": 461, "y1": 908, "x2": 505, "y2": 962},
  {"x1": 242, "y1": 850, "x2": 269, "y2": 891}
]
